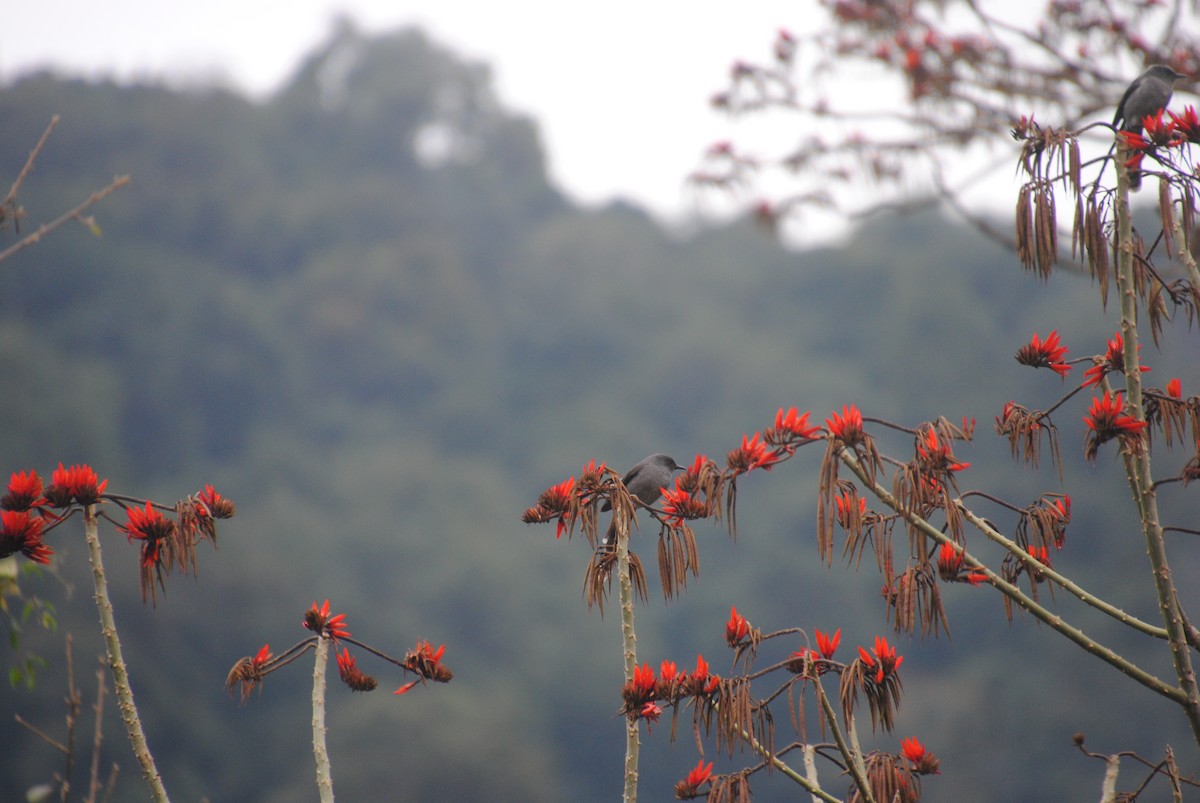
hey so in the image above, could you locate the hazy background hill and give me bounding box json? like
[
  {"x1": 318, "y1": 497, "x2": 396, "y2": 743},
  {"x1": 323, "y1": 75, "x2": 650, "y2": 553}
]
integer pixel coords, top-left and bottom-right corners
[{"x1": 1, "y1": 22, "x2": 1196, "y2": 802}]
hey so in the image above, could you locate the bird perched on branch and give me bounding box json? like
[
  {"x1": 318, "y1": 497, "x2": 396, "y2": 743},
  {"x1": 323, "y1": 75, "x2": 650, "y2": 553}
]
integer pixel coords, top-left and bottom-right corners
[
  {"x1": 600, "y1": 453, "x2": 683, "y2": 547},
  {"x1": 1113, "y1": 64, "x2": 1186, "y2": 189}
]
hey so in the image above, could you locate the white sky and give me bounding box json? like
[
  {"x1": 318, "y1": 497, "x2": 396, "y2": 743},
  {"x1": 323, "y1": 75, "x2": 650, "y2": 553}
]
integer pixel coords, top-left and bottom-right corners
[{"x1": 1, "y1": 1, "x2": 809, "y2": 228}]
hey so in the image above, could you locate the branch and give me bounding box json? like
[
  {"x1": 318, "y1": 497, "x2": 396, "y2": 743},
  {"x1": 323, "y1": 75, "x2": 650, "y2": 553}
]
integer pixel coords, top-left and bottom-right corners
[
  {"x1": 83, "y1": 505, "x2": 170, "y2": 802},
  {"x1": 311, "y1": 636, "x2": 334, "y2": 803},
  {"x1": 837, "y1": 448, "x2": 1187, "y2": 705},
  {"x1": 0, "y1": 174, "x2": 131, "y2": 264}
]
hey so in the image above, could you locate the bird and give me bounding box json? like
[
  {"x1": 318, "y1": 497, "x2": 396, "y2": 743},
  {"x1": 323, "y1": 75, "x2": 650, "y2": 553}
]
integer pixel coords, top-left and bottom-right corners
[
  {"x1": 1113, "y1": 64, "x2": 1186, "y2": 189},
  {"x1": 600, "y1": 453, "x2": 684, "y2": 547}
]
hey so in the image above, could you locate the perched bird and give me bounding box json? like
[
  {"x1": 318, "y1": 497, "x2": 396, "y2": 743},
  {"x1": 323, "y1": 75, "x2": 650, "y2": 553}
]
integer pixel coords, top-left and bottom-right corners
[
  {"x1": 601, "y1": 453, "x2": 683, "y2": 546},
  {"x1": 1113, "y1": 64, "x2": 1186, "y2": 189}
]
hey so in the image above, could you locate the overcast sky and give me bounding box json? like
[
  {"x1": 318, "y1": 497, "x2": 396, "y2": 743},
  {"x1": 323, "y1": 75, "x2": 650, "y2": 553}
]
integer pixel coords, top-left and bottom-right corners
[{"x1": 2, "y1": 1, "x2": 809, "y2": 227}]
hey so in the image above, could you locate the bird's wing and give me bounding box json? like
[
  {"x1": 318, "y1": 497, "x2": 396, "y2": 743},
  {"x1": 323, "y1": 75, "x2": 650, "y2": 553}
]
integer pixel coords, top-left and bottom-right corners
[{"x1": 1114, "y1": 76, "x2": 1144, "y2": 126}]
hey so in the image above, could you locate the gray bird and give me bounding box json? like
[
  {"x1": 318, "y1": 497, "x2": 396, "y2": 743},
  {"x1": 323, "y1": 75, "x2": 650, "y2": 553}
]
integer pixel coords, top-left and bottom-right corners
[
  {"x1": 1114, "y1": 64, "x2": 1186, "y2": 189},
  {"x1": 601, "y1": 453, "x2": 684, "y2": 547}
]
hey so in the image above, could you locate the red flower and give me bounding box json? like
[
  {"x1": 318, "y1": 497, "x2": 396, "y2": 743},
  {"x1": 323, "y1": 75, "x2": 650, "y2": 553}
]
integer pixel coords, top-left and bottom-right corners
[
  {"x1": 119, "y1": 502, "x2": 177, "y2": 569},
  {"x1": 834, "y1": 491, "x2": 866, "y2": 528},
  {"x1": 815, "y1": 627, "x2": 841, "y2": 660},
  {"x1": 0, "y1": 510, "x2": 52, "y2": 564},
  {"x1": 660, "y1": 484, "x2": 707, "y2": 525},
  {"x1": 660, "y1": 660, "x2": 678, "y2": 684},
  {"x1": 725, "y1": 605, "x2": 751, "y2": 646},
  {"x1": 621, "y1": 662, "x2": 659, "y2": 717},
  {"x1": 901, "y1": 736, "x2": 941, "y2": 775},
  {"x1": 1169, "y1": 106, "x2": 1200, "y2": 143},
  {"x1": 252, "y1": 643, "x2": 272, "y2": 670},
  {"x1": 858, "y1": 636, "x2": 904, "y2": 684},
  {"x1": 916, "y1": 429, "x2": 971, "y2": 474},
  {"x1": 336, "y1": 647, "x2": 378, "y2": 692},
  {"x1": 680, "y1": 654, "x2": 720, "y2": 695},
  {"x1": 937, "y1": 542, "x2": 963, "y2": 577},
  {"x1": 826, "y1": 405, "x2": 865, "y2": 445},
  {"x1": 633, "y1": 662, "x2": 656, "y2": 695},
  {"x1": 674, "y1": 758, "x2": 715, "y2": 798},
  {"x1": 1, "y1": 471, "x2": 44, "y2": 511},
  {"x1": 639, "y1": 701, "x2": 663, "y2": 724},
  {"x1": 196, "y1": 485, "x2": 236, "y2": 518},
  {"x1": 937, "y1": 542, "x2": 988, "y2": 584},
  {"x1": 727, "y1": 432, "x2": 780, "y2": 474},
  {"x1": 1141, "y1": 108, "x2": 1176, "y2": 145},
  {"x1": 303, "y1": 599, "x2": 351, "y2": 641},
  {"x1": 1084, "y1": 391, "x2": 1148, "y2": 460},
  {"x1": 1026, "y1": 544, "x2": 1051, "y2": 566},
  {"x1": 768, "y1": 406, "x2": 821, "y2": 444},
  {"x1": 397, "y1": 640, "x2": 452, "y2": 693},
  {"x1": 1118, "y1": 129, "x2": 1151, "y2": 152},
  {"x1": 45, "y1": 463, "x2": 109, "y2": 507},
  {"x1": 1083, "y1": 332, "x2": 1150, "y2": 388},
  {"x1": 522, "y1": 475, "x2": 578, "y2": 538},
  {"x1": 1015, "y1": 330, "x2": 1071, "y2": 377},
  {"x1": 1167, "y1": 378, "x2": 1183, "y2": 398}
]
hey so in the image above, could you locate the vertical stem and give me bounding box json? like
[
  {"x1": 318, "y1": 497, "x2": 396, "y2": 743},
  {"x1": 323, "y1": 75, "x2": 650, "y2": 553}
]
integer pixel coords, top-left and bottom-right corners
[
  {"x1": 311, "y1": 637, "x2": 335, "y2": 803},
  {"x1": 615, "y1": 509, "x2": 639, "y2": 803},
  {"x1": 1114, "y1": 161, "x2": 1200, "y2": 747},
  {"x1": 83, "y1": 505, "x2": 169, "y2": 803}
]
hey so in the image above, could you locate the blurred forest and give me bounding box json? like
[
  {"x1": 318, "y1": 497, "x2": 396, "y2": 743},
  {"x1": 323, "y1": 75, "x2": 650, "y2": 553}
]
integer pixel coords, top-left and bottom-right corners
[{"x1": 1, "y1": 21, "x2": 1197, "y2": 802}]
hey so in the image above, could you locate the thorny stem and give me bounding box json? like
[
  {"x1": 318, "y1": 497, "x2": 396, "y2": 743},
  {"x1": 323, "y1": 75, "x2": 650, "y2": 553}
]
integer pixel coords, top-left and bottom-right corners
[
  {"x1": 836, "y1": 449, "x2": 1187, "y2": 705},
  {"x1": 814, "y1": 675, "x2": 873, "y2": 803},
  {"x1": 83, "y1": 505, "x2": 169, "y2": 803},
  {"x1": 311, "y1": 636, "x2": 335, "y2": 803},
  {"x1": 735, "y1": 721, "x2": 839, "y2": 802},
  {"x1": 956, "y1": 505, "x2": 1168, "y2": 640},
  {"x1": 615, "y1": 508, "x2": 640, "y2": 803},
  {"x1": 1113, "y1": 161, "x2": 1200, "y2": 748}
]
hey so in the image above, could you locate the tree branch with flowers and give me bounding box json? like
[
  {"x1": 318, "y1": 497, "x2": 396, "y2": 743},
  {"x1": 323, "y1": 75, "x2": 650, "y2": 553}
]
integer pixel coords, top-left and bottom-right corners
[
  {"x1": 2, "y1": 464, "x2": 235, "y2": 802},
  {"x1": 524, "y1": 1, "x2": 1200, "y2": 799}
]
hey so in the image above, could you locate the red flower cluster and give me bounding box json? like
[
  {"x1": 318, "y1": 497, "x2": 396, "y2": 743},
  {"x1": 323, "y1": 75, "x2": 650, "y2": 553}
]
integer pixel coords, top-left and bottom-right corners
[
  {"x1": 763, "y1": 406, "x2": 821, "y2": 451},
  {"x1": 1082, "y1": 332, "x2": 1150, "y2": 388},
  {"x1": 659, "y1": 484, "x2": 708, "y2": 526},
  {"x1": 900, "y1": 736, "x2": 941, "y2": 775},
  {"x1": 788, "y1": 627, "x2": 842, "y2": 675},
  {"x1": 1084, "y1": 390, "x2": 1148, "y2": 460},
  {"x1": 725, "y1": 605, "x2": 751, "y2": 646},
  {"x1": 194, "y1": 484, "x2": 236, "y2": 519},
  {"x1": 916, "y1": 429, "x2": 971, "y2": 475},
  {"x1": 727, "y1": 432, "x2": 780, "y2": 474},
  {"x1": 674, "y1": 758, "x2": 715, "y2": 799},
  {"x1": 1, "y1": 470, "x2": 45, "y2": 511},
  {"x1": 336, "y1": 647, "x2": 378, "y2": 692},
  {"x1": 624, "y1": 655, "x2": 721, "y2": 723},
  {"x1": 936, "y1": 542, "x2": 988, "y2": 585},
  {"x1": 396, "y1": 640, "x2": 453, "y2": 695},
  {"x1": 858, "y1": 636, "x2": 904, "y2": 684},
  {"x1": 1026, "y1": 544, "x2": 1051, "y2": 566},
  {"x1": 1015, "y1": 330, "x2": 1071, "y2": 377},
  {"x1": 303, "y1": 599, "x2": 351, "y2": 641},
  {"x1": 522, "y1": 475, "x2": 577, "y2": 539},
  {"x1": 0, "y1": 510, "x2": 52, "y2": 564},
  {"x1": 1166, "y1": 377, "x2": 1183, "y2": 398},
  {"x1": 834, "y1": 491, "x2": 867, "y2": 528},
  {"x1": 120, "y1": 501, "x2": 178, "y2": 570},
  {"x1": 826, "y1": 405, "x2": 865, "y2": 446},
  {"x1": 44, "y1": 463, "x2": 108, "y2": 507}
]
